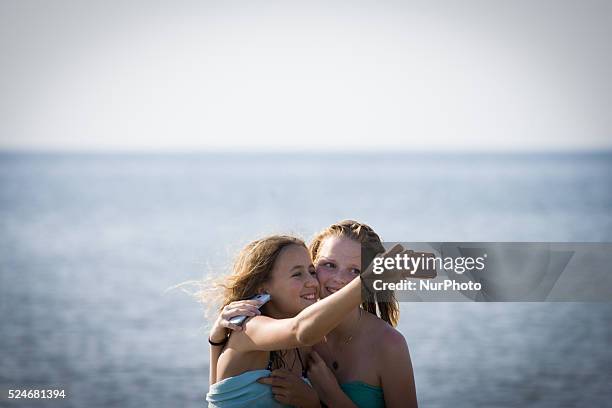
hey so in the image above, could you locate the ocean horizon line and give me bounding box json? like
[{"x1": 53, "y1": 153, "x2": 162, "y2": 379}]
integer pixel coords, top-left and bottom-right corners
[{"x1": 1, "y1": 147, "x2": 612, "y2": 157}]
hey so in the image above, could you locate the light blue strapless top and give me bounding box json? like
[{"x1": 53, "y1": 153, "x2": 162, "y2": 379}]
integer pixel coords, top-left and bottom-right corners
[
  {"x1": 340, "y1": 381, "x2": 385, "y2": 408},
  {"x1": 206, "y1": 369, "x2": 310, "y2": 408}
]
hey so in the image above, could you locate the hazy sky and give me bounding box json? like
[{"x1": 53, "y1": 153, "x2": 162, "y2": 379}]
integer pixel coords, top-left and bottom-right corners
[{"x1": 1, "y1": 0, "x2": 611, "y2": 151}]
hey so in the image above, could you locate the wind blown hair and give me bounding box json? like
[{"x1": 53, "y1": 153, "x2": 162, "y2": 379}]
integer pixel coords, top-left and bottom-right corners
[
  {"x1": 213, "y1": 235, "x2": 307, "y2": 370},
  {"x1": 217, "y1": 235, "x2": 306, "y2": 311}
]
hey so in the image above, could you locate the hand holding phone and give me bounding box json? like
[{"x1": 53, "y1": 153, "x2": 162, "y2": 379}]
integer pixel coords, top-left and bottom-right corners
[{"x1": 228, "y1": 293, "x2": 271, "y2": 326}]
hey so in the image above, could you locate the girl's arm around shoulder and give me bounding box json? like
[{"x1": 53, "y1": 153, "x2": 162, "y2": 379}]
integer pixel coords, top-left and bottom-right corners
[
  {"x1": 229, "y1": 244, "x2": 409, "y2": 353},
  {"x1": 230, "y1": 314, "x2": 303, "y2": 352},
  {"x1": 231, "y1": 277, "x2": 363, "y2": 352}
]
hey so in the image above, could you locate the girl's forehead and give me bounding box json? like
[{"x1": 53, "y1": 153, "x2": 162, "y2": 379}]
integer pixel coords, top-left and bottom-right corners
[
  {"x1": 318, "y1": 236, "x2": 361, "y2": 260},
  {"x1": 276, "y1": 244, "x2": 310, "y2": 263}
]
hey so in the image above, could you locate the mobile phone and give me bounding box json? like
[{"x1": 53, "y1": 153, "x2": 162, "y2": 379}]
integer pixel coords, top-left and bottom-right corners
[{"x1": 228, "y1": 293, "x2": 271, "y2": 326}]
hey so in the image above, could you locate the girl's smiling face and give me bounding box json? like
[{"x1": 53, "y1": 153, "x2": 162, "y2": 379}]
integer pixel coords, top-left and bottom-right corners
[
  {"x1": 262, "y1": 244, "x2": 320, "y2": 318},
  {"x1": 314, "y1": 236, "x2": 361, "y2": 298}
]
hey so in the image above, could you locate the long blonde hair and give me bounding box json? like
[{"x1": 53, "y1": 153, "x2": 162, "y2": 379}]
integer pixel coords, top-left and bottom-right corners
[{"x1": 309, "y1": 220, "x2": 400, "y2": 327}]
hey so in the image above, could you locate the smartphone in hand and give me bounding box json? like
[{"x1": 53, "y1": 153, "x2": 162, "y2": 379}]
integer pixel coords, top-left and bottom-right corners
[{"x1": 228, "y1": 293, "x2": 271, "y2": 326}]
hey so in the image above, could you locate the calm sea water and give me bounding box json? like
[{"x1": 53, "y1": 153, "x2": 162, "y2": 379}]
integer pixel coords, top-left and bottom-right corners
[{"x1": 1, "y1": 152, "x2": 611, "y2": 407}]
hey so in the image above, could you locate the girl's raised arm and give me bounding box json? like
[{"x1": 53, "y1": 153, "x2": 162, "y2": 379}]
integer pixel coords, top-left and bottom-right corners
[{"x1": 231, "y1": 245, "x2": 411, "y2": 352}]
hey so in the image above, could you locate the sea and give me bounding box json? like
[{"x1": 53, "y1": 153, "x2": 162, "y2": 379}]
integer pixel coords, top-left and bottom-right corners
[{"x1": 1, "y1": 151, "x2": 611, "y2": 407}]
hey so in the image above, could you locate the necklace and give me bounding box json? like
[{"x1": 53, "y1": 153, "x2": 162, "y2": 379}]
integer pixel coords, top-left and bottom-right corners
[{"x1": 331, "y1": 308, "x2": 362, "y2": 371}]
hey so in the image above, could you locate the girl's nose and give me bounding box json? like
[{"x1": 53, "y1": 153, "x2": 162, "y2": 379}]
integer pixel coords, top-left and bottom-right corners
[{"x1": 305, "y1": 274, "x2": 319, "y2": 288}]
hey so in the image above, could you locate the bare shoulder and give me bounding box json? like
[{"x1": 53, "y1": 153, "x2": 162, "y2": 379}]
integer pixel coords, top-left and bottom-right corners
[
  {"x1": 361, "y1": 312, "x2": 409, "y2": 356},
  {"x1": 361, "y1": 316, "x2": 417, "y2": 406}
]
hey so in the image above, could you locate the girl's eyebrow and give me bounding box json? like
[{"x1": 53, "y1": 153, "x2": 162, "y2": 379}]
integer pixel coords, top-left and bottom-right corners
[{"x1": 319, "y1": 257, "x2": 360, "y2": 269}]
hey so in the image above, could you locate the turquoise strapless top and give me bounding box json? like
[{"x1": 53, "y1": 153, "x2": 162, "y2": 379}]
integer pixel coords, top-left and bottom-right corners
[
  {"x1": 206, "y1": 369, "x2": 310, "y2": 408},
  {"x1": 340, "y1": 381, "x2": 385, "y2": 408}
]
